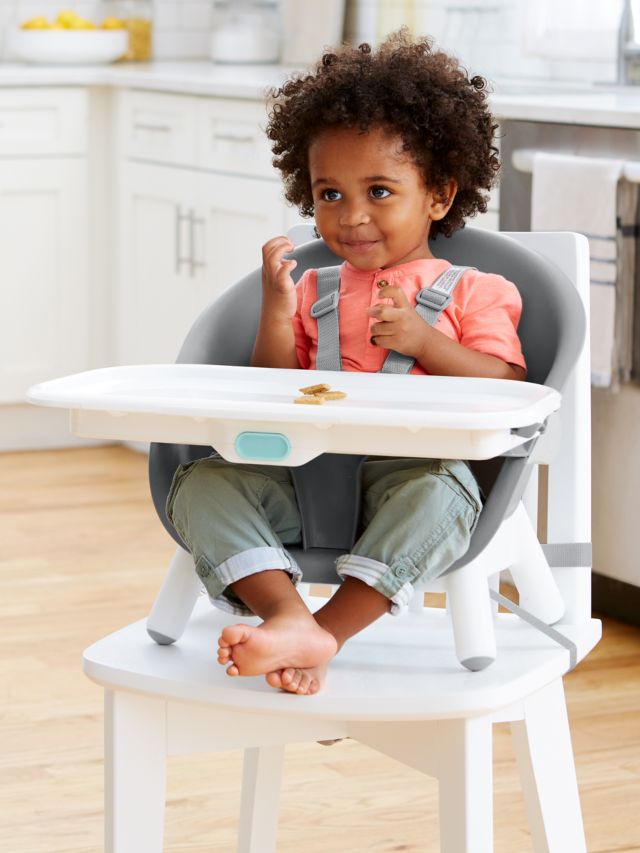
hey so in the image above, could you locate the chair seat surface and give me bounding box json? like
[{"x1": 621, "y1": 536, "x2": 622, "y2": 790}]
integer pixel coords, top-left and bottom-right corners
[{"x1": 84, "y1": 595, "x2": 601, "y2": 722}]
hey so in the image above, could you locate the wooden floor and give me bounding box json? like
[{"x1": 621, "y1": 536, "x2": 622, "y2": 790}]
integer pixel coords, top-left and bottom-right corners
[{"x1": 1, "y1": 445, "x2": 639, "y2": 853}]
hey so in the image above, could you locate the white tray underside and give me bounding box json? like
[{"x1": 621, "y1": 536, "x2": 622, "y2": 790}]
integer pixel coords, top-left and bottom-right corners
[{"x1": 27, "y1": 364, "x2": 562, "y2": 464}]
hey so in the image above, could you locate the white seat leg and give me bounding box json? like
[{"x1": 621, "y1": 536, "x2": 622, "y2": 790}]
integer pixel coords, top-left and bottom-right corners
[
  {"x1": 147, "y1": 545, "x2": 201, "y2": 645},
  {"x1": 438, "y1": 717, "x2": 493, "y2": 853},
  {"x1": 508, "y1": 504, "x2": 565, "y2": 625},
  {"x1": 105, "y1": 690, "x2": 167, "y2": 853},
  {"x1": 237, "y1": 746, "x2": 285, "y2": 853},
  {"x1": 446, "y1": 563, "x2": 496, "y2": 670},
  {"x1": 511, "y1": 679, "x2": 587, "y2": 853}
]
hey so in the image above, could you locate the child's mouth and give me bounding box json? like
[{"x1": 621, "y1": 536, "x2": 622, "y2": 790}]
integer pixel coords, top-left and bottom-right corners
[{"x1": 343, "y1": 240, "x2": 379, "y2": 253}]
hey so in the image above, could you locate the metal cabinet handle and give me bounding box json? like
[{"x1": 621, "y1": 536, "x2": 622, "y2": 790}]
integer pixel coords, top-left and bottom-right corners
[
  {"x1": 212, "y1": 132, "x2": 255, "y2": 144},
  {"x1": 134, "y1": 122, "x2": 173, "y2": 133},
  {"x1": 175, "y1": 206, "x2": 191, "y2": 275},
  {"x1": 189, "y1": 210, "x2": 206, "y2": 277}
]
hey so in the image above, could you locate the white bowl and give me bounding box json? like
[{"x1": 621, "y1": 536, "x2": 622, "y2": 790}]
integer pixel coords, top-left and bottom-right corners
[{"x1": 7, "y1": 29, "x2": 128, "y2": 65}]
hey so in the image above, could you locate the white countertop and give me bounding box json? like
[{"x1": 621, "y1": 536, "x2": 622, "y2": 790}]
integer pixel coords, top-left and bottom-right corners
[
  {"x1": 0, "y1": 60, "x2": 297, "y2": 100},
  {"x1": 2, "y1": 60, "x2": 640, "y2": 127}
]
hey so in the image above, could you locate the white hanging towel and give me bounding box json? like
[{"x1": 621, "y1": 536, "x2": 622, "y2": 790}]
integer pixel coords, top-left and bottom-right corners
[{"x1": 530, "y1": 151, "x2": 637, "y2": 388}]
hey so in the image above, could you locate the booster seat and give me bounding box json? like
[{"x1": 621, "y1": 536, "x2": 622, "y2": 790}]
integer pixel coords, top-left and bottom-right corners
[{"x1": 146, "y1": 226, "x2": 587, "y2": 670}]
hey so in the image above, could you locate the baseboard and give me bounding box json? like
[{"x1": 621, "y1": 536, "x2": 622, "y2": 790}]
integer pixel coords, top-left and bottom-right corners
[{"x1": 592, "y1": 572, "x2": 640, "y2": 627}]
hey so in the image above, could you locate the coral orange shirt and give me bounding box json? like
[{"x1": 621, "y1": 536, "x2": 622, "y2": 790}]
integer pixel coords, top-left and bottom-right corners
[{"x1": 292, "y1": 258, "x2": 526, "y2": 374}]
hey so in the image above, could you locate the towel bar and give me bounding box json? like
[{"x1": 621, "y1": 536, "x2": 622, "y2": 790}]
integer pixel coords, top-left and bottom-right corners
[{"x1": 511, "y1": 148, "x2": 640, "y2": 184}]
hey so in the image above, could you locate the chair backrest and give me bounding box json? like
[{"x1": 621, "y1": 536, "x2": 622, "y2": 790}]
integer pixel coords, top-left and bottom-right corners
[{"x1": 149, "y1": 227, "x2": 586, "y2": 579}]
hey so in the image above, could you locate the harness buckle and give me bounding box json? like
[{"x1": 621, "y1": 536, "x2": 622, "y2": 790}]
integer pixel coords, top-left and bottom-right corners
[
  {"x1": 416, "y1": 287, "x2": 452, "y2": 312},
  {"x1": 310, "y1": 290, "x2": 340, "y2": 318}
]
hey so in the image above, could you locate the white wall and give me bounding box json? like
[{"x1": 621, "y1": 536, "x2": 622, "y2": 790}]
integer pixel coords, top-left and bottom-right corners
[{"x1": 345, "y1": 0, "x2": 624, "y2": 85}]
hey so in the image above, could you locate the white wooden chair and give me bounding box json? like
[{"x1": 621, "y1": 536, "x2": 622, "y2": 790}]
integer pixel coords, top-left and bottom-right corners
[{"x1": 78, "y1": 229, "x2": 601, "y2": 852}]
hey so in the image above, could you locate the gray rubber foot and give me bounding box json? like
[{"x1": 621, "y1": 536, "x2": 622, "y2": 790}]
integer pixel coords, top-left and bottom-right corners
[
  {"x1": 147, "y1": 628, "x2": 177, "y2": 645},
  {"x1": 461, "y1": 656, "x2": 495, "y2": 672}
]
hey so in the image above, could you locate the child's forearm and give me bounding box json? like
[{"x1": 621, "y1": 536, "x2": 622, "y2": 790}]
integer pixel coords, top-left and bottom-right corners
[
  {"x1": 415, "y1": 326, "x2": 525, "y2": 380},
  {"x1": 251, "y1": 311, "x2": 299, "y2": 369}
]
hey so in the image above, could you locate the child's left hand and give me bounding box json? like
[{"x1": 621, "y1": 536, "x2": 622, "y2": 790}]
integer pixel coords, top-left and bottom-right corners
[{"x1": 366, "y1": 285, "x2": 432, "y2": 359}]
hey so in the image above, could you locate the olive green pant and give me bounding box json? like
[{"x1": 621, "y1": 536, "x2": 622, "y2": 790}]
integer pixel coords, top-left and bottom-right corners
[{"x1": 166, "y1": 455, "x2": 482, "y2": 616}]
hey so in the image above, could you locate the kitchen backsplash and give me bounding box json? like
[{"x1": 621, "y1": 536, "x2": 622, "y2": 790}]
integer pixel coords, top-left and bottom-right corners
[
  {"x1": 0, "y1": 0, "x2": 623, "y2": 83},
  {"x1": 0, "y1": 0, "x2": 215, "y2": 59}
]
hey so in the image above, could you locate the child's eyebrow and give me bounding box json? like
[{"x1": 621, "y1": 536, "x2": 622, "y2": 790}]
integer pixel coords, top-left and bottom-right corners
[{"x1": 311, "y1": 174, "x2": 403, "y2": 188}]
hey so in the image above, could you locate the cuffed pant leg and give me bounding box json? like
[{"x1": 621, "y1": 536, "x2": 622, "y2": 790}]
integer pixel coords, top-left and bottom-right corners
[
  {"x1": 336, "y1": 458, "x2": 482, "y2": 614},
  {"x1": 166, "y1": 457, "x2": 302, "y2": 615}
]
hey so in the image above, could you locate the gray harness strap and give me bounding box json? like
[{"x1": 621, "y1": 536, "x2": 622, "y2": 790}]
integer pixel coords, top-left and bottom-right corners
[
  {"x1": 312, "y1": 265, "x2": 343, "y2": 371},
  {"x1": 310, "y1": 264, "x2": 470, "y2": 374}
]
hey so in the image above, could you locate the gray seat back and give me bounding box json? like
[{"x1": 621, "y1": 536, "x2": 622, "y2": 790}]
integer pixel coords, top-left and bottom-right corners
[{"x1": 149, "y1": 228, "x2": 585, "y2": 581}]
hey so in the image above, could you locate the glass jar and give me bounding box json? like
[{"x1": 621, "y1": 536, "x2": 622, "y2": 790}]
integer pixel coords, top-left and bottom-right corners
[
  {"x1": 210, "y1": 0, "x2": 281, "y2": 64},
  {"x1": 101, "y1": 0, "x2": 153, "y2": 61}
]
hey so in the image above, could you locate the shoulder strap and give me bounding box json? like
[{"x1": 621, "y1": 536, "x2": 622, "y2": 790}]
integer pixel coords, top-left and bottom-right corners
[
  {"x1": 311, "y1": 265, "x2": 342, "y2": 371},
  {"x1": 381, "y1": 265, "x2": 471, "y2": 375}
]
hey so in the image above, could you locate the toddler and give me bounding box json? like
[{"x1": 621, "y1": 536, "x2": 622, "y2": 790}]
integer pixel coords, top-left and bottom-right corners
[{"x1": 167, "y1": 31, "x2": 526, "y2": 695}]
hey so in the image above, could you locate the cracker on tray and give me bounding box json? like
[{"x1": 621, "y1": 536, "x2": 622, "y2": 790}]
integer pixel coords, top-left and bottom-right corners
[
  {"x1": 294, "y1": 395, "x2": 325, "y2": 405},
  {"x1": 316, "y1": 391, "x2": 347, "y2": 400},
  {"x1": 298, "y1": 382, "x2": 331, "y2": 395}
]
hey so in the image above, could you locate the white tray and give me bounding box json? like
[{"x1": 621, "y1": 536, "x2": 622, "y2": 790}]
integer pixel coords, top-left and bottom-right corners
[{"x1": 27, "y1": 364, "x2": 561, "y2": 465}]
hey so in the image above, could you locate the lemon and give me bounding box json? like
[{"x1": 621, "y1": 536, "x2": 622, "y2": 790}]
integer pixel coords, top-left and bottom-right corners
[
  {"x1": 21, "y1": 17, "x2": 51, "y2": 29},
  {"x1": 101, "y1": 17, "x2": 125, "y2": 29}
]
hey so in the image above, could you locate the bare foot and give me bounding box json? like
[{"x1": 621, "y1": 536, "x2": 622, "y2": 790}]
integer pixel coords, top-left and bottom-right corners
[
  {"x1": 217, "y1": 615, "x2": 337, "y2": 677},
  {"x1": 265, "y1": 663, "x2": 328, "y2": 695}
]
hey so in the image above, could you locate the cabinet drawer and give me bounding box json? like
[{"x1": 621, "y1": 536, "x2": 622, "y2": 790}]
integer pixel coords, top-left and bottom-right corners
[
  {"x1": 0, "y1": 88, "x2": 87, "y2": 156},
  {"x1": 118, "y1": 90, "x2": 198, "y2": 166},
  {"x1": 197, "y1": 98, "x2": 275, "y2": 178}
]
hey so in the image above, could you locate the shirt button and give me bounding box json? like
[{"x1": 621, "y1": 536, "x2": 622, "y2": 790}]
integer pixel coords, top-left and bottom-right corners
[
  {"x1": 377, "y1": 279, "x2": 388, "y2": 288},
  {"x1": 393, "y1": 563, "x2": 409, "y2": 578}
]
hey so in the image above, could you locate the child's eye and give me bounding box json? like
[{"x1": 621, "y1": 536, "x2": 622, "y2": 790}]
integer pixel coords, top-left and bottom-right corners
[
  {"x1": 370, "y1": 186, "x2": 391, "y2": 199},
  {"x1": 321, "y1": 188, "x2": 342, "y2": 202}
]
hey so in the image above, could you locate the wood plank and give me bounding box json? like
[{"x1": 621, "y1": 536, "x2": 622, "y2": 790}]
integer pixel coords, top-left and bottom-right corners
[{"x1": 0, "y1": 446, "x2": 638, "y2": 852}]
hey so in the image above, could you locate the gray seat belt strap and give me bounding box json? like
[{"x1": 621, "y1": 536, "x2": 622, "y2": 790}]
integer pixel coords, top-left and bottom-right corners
[
  {"x1": 381, "y1": 265, "x2": 471, "y2": 374},
  {"x1": 489, "y1": 588, "x2": 579, "y2": 671},
  {"x1": 311, "y1": 265, "x2": 342, "y2": 371}
]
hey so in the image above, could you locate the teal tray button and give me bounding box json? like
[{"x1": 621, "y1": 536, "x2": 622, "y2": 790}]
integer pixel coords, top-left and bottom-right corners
[{"x1": 235, "y1": 431, "x2": 291, "y2": 461}]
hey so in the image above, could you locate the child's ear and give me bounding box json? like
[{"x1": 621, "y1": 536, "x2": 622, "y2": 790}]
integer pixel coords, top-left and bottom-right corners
[{"x1": 429, "y1": 179, "x2": 458, "y2": 221}]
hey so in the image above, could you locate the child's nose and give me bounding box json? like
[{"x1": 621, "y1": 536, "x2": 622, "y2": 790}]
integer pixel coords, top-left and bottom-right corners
[{"x1": 339, "y1": 203, "x2": 370, "y2": 227}]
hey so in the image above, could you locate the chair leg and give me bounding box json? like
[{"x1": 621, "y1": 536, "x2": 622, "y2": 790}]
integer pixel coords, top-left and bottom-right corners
[
  {"x1": 105, "y1": 690, "x2": 167, "y2": 853},
  {"x1": 147, "y1": 545, "x2": 201, "y2": 645},
  {"x1": 508, "y1": 503, "x2": 565, "y2": 625},
  {"x1": 438, "y1": 717, "x2": 493, "y2": 853},
  {"x1": 237, "y1": 746, "x2": 285, "y2": 853},
  {"x1": 446, "y1": 563, "x2": 496, "y2": 670},
  {"x1": 511, "y1": 679, "x2": 587, "y2": 853}
]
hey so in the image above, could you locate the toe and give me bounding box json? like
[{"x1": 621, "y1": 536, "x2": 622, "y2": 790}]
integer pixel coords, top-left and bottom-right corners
[
  {"x1": 296, "y1": 672, "x2": 312, "y2": 694},
  {"x1": 226, "y1": 663, "x2": 240, "y2": 676},
  {"x1": 284, "y1": 669, "x2": 302, "y2": 692},
  {"x1": 280, "y1": 668, "x2": 295, "y2": 686},
  {"x1": 221, "y1": 624, "x2": 252, "y2": 647},
  {"x1": 265, "y1": 671, "x2": 283, "y2": 689}
]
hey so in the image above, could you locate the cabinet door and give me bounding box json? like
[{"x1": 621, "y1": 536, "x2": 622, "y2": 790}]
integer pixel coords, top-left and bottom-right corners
[
  {"x1": 196, "y1": 174, "x2": 290, "y2": 306},
  {"x1": 0, "y1": 158, "x2": 87, "y2": 402},
  {"x1": 116, "y1": 161, "x2": 202, "y2": 364}
]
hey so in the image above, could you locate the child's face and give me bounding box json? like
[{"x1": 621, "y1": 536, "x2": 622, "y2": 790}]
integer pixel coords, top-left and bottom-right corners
[{"x1": 309, "y1": 126, "x2": 456, "y2": 270}]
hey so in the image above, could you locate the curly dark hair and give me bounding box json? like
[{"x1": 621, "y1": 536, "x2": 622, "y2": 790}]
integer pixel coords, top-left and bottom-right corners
[{"x1": 266, "y1": 30, "x2": 500, "y2": 238}]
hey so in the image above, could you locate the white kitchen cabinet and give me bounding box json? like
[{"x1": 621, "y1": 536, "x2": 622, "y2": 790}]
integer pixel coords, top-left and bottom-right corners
[
  {"x1": 0, "y1": 89, "x2": 88, "y2": 404},
  {"x1": 115, "y1": 90, "x2": 298, "y2": 365}
]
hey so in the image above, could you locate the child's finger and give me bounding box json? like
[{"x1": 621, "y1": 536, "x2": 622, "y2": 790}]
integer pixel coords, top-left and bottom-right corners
[
  {"x1": 262, "y1": 237, "x2": 295, "y2": 270},
  {"x1": 375, "y1": 285, "x2": 411, "y2": 308},
  {"x1": 366, "y1": 304, "x2": 403, "y2": 322}
]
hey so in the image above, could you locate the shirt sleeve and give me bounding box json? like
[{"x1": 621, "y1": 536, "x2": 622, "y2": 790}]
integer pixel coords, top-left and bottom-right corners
[
  {"x1": 458, "y1": 272, "x2": 527, "y2": 371},
  {"x1": 292, "y1": 269, "x2": 314, "y2": 370}
]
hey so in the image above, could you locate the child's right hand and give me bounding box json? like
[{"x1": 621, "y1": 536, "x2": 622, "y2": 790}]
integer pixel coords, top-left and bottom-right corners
[{"x1": 261, "y1": 236, "x2": 298, "y2": 320}]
